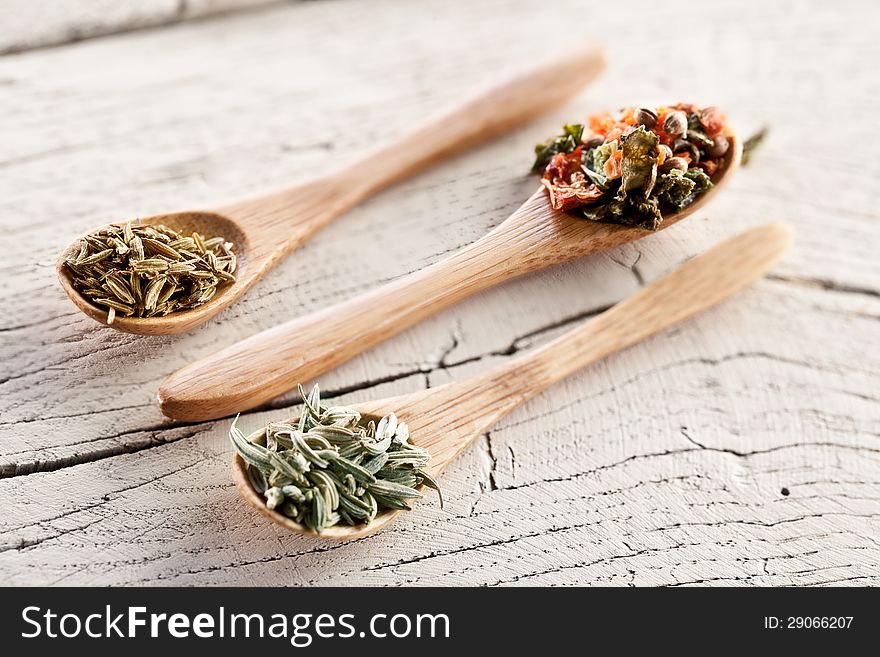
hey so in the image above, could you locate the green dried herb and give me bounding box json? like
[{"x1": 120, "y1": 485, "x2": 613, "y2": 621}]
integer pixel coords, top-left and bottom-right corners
[
  {"x1": 741, "y1": 126, "x2": 769, "y2": 166},
  {"x1": 64, "y1": 222, "x2": 236, "y2": 324},
  {"x1": 654, "y1": 169, "x2": 696, "y2": 209},
  {"x1": 582, "y1": 196, "x2": 663, "y2": 231},
  {"x1": 532, "y1": 123, "x2": 584, "y2": 171},
  {"x1": 591, "y1": 139, "x2": 618, "y2": 173},
  {"x1": 684, "y1": 167, "x2": 713, "y2": 195},
  {"x1": 618, "y1": 126, "x2": 660, "y2": 199},
  {"x1": 685, "y1": 113, "x2": 714, "y2": 149},
  {"x1": 231, "y1": 385, "x2": 441, "y2": 533}
]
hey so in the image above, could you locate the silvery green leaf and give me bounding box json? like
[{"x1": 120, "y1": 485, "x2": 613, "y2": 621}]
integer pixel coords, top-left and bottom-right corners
[
  {"x1": 238, "y1": 392, "x2": 439, "y2": 532},
  {"x1": 376, "y1": 470, "x2": 418, "y2": 488},
  {"x1": 324, "y1": 511, "x2": 342, "y2": 528},
  {"x1": 376, "y1": 413, "x2": 398, "y2": 442},
  {"x1": 368, "y1": 479, "x2": 423, "y2": 500},
  {"x1": 264, "y1": 487, "x2": 284, "y2": 510},
  {"x1": 292, "y1": 433, "x2": 329, "y2": 468},
  {"x1": 363, "y1": 434, "x2": 392, "y2": 456},
  {"x1": 268, "y1": 471, "x2": 296, "y2": 488},
  {"x1": 247, "y1": 465, "x2": 267, "y2": 494},
  {"x1": 362, "y1": 452, "x2": 389, "y2": 475},
  {"x1": 266, "y1": 424, "x2": 295, "y2": 449},
  {"x1": 308, "y1": 425, "x2": 355, "y2": 444},
  {"x1": 383, "y1": 451, "x2": 430, "y2": 469},
  {"x1": 394, "y1": 422, "x2": 410, "y2": 444},
  {"x1": 418, "y1": 471, "x2": 443, "y2": 508},
  {"x1": 269, "y1": 451, "x2": 309, "y2": 481},
  {"x1": 306, "y1": 470, "x2": 339, "y2": 510},
  {"x1": 303, "y1": 434, "x2": 333, "y2": 451},
  {"x1": 363, "y1": 491, "x2": 378, "y2": 521},
  {"x1": 338, "y1": 442, "x2": 364, "y2": 461},
  {"x1": 338, "y1": 488, "x2": 373, "y2": 514},
  {"x1": 229, "y1": 417, "x2": 272, "y2": 470},
  {"x1": 311, "y1": 486, "x2": 326, "y2": 531},
  {"x1": 321, "y1": 406, "x2": 361, "y2": 427},
  {"x1": 280, "y1": 484, "x2": 306, "y2": 502},
  {"x1": 305, "y1": 384, "x2": 322, "y2": 417},
  {"x1": 371, "y1": 496, "x2": 412, "y2": 511},
  {"x1": 333, "y1": 455, "x2": 377, "y2": 485}
]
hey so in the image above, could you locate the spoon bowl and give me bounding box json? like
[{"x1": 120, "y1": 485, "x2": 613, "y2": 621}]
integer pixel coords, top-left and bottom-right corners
[
  {"x1": 55, "y1": 46, "x2": 607, "y2": 335},
  {"x1": 163, "y1": 132, "x2": 740, "y2": 419},
  {"x1": 230, "y1": 221, "x2": 792, "y2": 540},
  {"x1": 57, "y1": 211, "x2": 253, "y2": 334}
]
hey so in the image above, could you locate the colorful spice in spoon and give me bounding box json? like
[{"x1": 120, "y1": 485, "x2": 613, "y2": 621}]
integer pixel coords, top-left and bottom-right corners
[
  {"x1": 63, "y1": 222, "x2": 236, "y2": 324},
  {"x1": 533, "y1": 104, "x2": 730, "y2": 230},
  {"x1": 230, "y1": 385, "x2": 441, "y2": 533}
]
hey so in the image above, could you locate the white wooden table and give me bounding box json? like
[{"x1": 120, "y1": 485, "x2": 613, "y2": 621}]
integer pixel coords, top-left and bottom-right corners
[{"x1": 2, "y1": 0, "x2": 878, "y2": 586}]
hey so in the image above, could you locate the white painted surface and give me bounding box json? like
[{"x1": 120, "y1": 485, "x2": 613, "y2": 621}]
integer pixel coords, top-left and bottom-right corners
[
  {"x1": 0, "y1": 0, "x2": 877, "y2": 586},
  {"x1": 0, "y1": 0, "x2": 282, "y2": 54}
]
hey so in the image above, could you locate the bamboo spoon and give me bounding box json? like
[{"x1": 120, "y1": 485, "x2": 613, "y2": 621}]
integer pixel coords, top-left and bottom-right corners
[
  {"x1": 160, "y1": 132, "x2": 741, "y2": 420},
  {"x1": 56, "y1": 46, "x2": 606, "y2": 335},
  {"x1": 232, "y1": 223, "x2": 793, "y2": 539}
]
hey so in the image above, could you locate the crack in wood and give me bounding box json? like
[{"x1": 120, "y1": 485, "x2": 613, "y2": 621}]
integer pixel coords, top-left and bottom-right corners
[
  {"x1": 767, "y1": 274, "x2": 880, "y2": 299},
  {"x1": 1, "y1": 299, "x2": 619, "y2": 477}
]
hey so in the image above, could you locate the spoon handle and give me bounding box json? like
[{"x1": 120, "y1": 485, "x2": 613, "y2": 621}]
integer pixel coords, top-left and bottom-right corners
[
  {"x1": 218, "y1": 46, "x2": 605, "y2": 245},
  {"x1": 452, "y1": 223, "x2": 794, "y2": 421},
  {"x1": 342, "y1": 46, "x2": 605, "y2": 202},
  {"x1": 160, "y1": 185, "x2": 696, "y2": 420}
]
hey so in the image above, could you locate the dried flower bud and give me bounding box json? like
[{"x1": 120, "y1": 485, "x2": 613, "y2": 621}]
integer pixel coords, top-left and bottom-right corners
[
  {"x1": 706, "y1": 134, "x2": 730, "y2": 158},
  {"x1": 634, "y1": 107, "x2": 658, "y2": 129},
  {"x1": 660, "y1": 157, "x2": 689, "y2": 173},
  {"x1": 663, "y1": 111, "x2": 688, "y2": 136},
  {"x1": 583, "y1": 135, "x2": 604, "y2": 149}
]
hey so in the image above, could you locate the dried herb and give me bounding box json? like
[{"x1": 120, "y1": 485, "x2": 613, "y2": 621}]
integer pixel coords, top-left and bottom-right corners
[
  {"x1": 741, "y1": 126, "x2": 769, "y2": 166},
  {"x1": 618, "y1": 126, "x2": 660, "y2": 199},
  {"x1": 64, "y1": 222, "x2": 236, "y2": 324},
  {"x1": 532, "y1": 123, "x2": 584, "y2": 171},
  {"x1": 533, "y1": 103, "x2": 728, "y2": 230},
  {"x1": 231, "y1": 385, "x2": 440, "y2": 533}
]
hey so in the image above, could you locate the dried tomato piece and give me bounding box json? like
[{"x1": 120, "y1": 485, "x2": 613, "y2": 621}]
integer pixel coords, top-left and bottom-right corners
[
  {"x1": 603, "y1": 150, "x2": 622, "y2": 179},
  {"x1": 541, "y1": 178, "x2": 605, "y2": 212},
  {"x1": 543, "y1": 150, "x2": 582, "y2": 183},
  {"x1": 698, "y1": 107, "x2": 726, "y2": 137},
  {"x1": 696, "y1": 159, "x2": 718, "y2": 177}
]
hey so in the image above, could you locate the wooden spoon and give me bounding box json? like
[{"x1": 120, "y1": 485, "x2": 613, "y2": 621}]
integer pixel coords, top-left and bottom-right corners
[
  {"x1": 161, "y1": 132, "x2": 742, "y2": 420},
  {"x1": 232, "y1": 223, "x2": 794, "y2": 539},
  {"x1": 56, "y1": 46, "x2": 606, "y2": 335}
]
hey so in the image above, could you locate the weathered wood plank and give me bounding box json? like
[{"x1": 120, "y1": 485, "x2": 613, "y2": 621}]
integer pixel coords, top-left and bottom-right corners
[
  {"x1": 0, "y1": 0, "x2": 282, "y2": 55},
  {"x1": 0, "y1": 0, "x2": 878, "y2": 585},
  {"x1": 1, "y1": 280, "x2": 877, "y2": 585}
]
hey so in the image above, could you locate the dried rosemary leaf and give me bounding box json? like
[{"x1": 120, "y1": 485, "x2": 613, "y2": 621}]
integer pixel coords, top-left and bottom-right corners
[{"x1": 230, "y1": 385, "x2": 439, "y2": 533}]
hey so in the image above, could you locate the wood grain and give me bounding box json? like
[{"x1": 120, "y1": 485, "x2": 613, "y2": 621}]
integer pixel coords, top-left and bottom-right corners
[
  {"x1": 0, "y1": 0, "x2": 282, "y2": 55},
  {"x1": 1, "y1": 0, "x2": 878, "y2": 586},
  {"x1": 160, "y1": 132, "x2": 736, "y2": 420},
  {"x1": 231, "y1": 224, "x2": 792, "y2": 540},
  {"x1": 54, "y1": 45, "x2": 605, "y2": 335}
]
